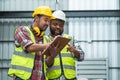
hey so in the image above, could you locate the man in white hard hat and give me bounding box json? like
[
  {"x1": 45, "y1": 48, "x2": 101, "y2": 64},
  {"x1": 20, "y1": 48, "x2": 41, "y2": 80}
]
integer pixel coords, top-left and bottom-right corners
[{"x1": 44, "y1": 10, "x2": 85, "y2": 80}]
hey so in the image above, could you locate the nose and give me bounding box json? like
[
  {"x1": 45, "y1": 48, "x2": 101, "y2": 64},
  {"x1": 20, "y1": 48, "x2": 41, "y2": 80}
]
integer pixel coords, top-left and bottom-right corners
[
  {"x1": 46, "y1": 21, "x2": 50, "y2": 25},
  {"x1": 56, "y1": 24, "x2": 60, "y2": 28}
]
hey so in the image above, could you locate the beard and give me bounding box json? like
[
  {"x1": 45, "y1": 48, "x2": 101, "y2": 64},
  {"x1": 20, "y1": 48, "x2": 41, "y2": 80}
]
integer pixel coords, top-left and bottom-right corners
[{"x1": 50, "y1": 27, "x2": 63, "y2": 36}]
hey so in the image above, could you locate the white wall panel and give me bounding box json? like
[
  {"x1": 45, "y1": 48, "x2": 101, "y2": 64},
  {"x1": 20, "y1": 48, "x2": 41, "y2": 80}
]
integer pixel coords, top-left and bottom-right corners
[
  {"x1": 68, "y1": 0, "x2": 119, "y2": 79},
  {"x1": 69, "y1": 0, "x2": 119, "y2": 10},
  {"x1": 0, "y1": 0, "x2": 119, "y2": 80},
  {"x1": 68, "y1": 17, "x2": 118, "y2": 58},
  {"x1": 0, "y1": 0, "x2": 68, "y2": 11}
]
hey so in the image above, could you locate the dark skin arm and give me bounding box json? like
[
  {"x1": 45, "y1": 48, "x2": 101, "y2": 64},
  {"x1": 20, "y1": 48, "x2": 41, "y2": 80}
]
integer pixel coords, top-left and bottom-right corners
[
  {"x1": 45, "y1": 43, "x2": 60, "y2": 67},
  {"x1": 67, "y1": 44, "x2": 80, "y2": 59},
  {"x1": 46, "y1": 43, "x2": 80, "y2": 67},
  {"x1": 45, "y1": 54, "x2": 54, "y2": 67}
]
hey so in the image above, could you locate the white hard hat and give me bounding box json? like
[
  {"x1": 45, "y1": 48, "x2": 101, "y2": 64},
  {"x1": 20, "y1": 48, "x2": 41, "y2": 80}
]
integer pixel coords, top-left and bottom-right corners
[{"x1": 52, "y1": 10, "x2": 66, "y2": 22}]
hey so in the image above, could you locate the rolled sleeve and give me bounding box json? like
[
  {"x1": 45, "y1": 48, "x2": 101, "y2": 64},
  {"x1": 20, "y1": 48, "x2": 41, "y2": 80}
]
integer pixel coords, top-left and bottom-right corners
[
  {"x1": 14, "y1": 26, "x2": 34, "y2": 50},
  {"x1": 78, "y1": 50, "x2": 84, "y2": 61},
  {"x1": 73, "y1": 40, "x2": 85, "y2": 61}
]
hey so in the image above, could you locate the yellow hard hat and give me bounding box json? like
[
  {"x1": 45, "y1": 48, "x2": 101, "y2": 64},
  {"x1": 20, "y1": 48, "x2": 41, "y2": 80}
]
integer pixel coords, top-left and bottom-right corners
[{"x1": 32, "y1": 6, "x2": 54, "y2": 19}]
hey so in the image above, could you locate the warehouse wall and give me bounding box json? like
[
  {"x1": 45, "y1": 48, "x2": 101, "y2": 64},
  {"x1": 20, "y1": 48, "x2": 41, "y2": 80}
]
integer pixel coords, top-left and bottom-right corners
[
  {"x1": 68, "y1": 18, "x2": 118, "y2": 58},
  {"x1": 0, "y1": 0, "x2": 69, "y2": 80},
  {"x1": 0, "y1": 0, "x2": 68, "y2": 11},
  {"x1": 0, "y1": 0, "x2": 120, "y2": 80},
  {"x1": 68, "y1": 0, "x2": 120, "y2": 80},
  {"x1": 69, "y1": 0, "x2": 119, "y2": 10}
]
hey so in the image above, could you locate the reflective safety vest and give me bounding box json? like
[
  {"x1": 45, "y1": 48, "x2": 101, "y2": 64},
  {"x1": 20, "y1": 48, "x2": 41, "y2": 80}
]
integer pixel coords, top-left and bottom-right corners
[
  {"x1": 43, "y1": 34, "x2": 76, "y2": 79},
  {"x1": 8, "y1": 26, "x2": 36, "y2": 80}
]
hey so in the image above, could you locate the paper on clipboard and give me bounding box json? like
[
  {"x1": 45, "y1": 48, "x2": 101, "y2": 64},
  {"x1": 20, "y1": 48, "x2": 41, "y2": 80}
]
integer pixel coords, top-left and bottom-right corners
[{"x1": 42, "y1": 36, "x2": 71, "y2": 55}]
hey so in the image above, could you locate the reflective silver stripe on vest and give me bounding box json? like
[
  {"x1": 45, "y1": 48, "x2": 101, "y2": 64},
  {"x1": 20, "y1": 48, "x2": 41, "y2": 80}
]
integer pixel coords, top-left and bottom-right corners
[
  {"x1": 10, "y1": 65, "x2": 32, "y2": 72},
  {"x1": 63, "y1": 65, "x2": 75, "y2": 70},
  {"x1": 61, "y1": 53, "x2": 74, "y2": 57},
  {"x1": 47, "y1": 65, "x2": 75, "y2": 72},
  {"x1": 47, "y1": 66, "x2": 61, "y2": 72},
  {"x1": 14, "y1": 51, "x2": 35, "y2": 59},
  {"x1": 56, "y1": 53, "x2": 74, "y2": 58}
]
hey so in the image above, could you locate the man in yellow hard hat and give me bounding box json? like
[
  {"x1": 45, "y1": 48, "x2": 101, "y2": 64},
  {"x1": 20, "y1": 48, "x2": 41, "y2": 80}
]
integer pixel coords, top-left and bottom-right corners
[
  {"x1": 44, "y1": 10, "x2": 84, "y2": 80},
  {"x1": 8, "y1": 6, "x2": 58, "y2": 80}
]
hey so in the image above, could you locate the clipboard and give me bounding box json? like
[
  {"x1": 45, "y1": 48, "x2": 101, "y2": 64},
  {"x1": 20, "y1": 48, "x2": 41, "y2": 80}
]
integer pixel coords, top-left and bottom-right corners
[{"x1": 42, "y1": 36, "x2": 71, "y2": 55}]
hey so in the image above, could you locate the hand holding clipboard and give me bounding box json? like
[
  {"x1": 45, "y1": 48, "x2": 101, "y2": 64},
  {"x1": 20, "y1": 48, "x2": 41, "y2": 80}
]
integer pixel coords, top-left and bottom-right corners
[{"x1": 42, "y1": 35, "x2": 71, "y2": 56}]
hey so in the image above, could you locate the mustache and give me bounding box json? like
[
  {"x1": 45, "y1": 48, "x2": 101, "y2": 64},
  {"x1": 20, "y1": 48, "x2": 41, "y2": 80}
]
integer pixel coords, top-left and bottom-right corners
[{"x1": 50, "y1": 28, "x2": 63, "y2": 35}]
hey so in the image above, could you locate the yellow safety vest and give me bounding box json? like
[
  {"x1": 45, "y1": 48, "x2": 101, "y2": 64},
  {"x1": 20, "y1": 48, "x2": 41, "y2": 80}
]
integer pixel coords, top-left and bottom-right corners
[
  {"x1": 43, "y1": 34, "x2": 76, "y2": 79},
  {"x1": 8, "y1": 27, "x2": 36, "y2": 80}
]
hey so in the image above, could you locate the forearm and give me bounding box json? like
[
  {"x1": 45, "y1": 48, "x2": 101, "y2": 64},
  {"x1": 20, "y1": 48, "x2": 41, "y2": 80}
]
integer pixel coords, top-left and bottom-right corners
[
  {"x1": 74, "y1": 50, "x2": 84, "y2": 61},
  {"x1": 26, "y1": 43, "x2": 48, "y2": 52},
  {"x1": 72, "y1": 47, "x2": 84, "y2": 61},
  {"x1": 72, "y1": 42, "x2": 85, "y2": 61},
  {"x1": 46, "y1": 56, "x2": 54, "y2": 67},
  {"x1": 72, "y1": 49, "x2": 80, "y2": 59}
]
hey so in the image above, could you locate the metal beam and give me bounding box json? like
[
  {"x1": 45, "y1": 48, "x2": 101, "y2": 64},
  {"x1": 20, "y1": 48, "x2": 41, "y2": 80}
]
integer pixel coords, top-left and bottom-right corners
[
  {"x1": 0, "y1": 11, "x2": 33, "y2": 18},
  {"x1": 0, "y1": 10, "x2": 120, "y2": 18},
  {"x1": 64, "y1": 10, "x2": 120, "y2": 17}
]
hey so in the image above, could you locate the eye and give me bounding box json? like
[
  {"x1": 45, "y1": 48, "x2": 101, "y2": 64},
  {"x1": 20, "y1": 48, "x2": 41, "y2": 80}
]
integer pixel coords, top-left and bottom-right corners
[
  {"x1": 53, "y1": 23, "x2": 58, "y2": 26},
  {"x1": 44, "y1": 18, "x2": 50, "y2": 23},
  {"x1": 59, "y1": 23, "x2": 64, "y2": 27}
]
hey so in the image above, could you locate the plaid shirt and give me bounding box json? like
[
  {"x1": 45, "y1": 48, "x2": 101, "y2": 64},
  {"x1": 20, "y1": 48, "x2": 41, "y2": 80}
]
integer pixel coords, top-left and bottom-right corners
[{"x1": 14, "y1": 26, "x2": 45, "y2": 80}]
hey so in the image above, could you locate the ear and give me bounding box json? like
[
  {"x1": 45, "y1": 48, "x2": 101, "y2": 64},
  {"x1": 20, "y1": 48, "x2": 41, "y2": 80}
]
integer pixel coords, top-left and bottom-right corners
[{"x1": 35, "y1": 16, "x2": 39, "y2": 22}]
